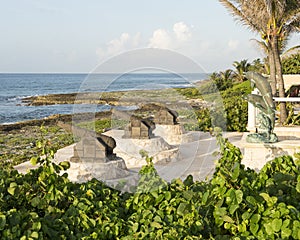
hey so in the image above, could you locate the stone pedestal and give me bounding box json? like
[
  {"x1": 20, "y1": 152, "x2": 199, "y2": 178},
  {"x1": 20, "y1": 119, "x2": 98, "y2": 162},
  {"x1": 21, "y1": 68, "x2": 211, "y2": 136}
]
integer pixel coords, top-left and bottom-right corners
[
  {"x1": 69, "y1": 135, "x2": 129, "y2": 181},
  {"x1": 247, "y1": 89, "x2": 259, "y2": 132},
  {"x1": 104, "y1": 129, "x2": 179, "y2": 167},
  {"x1": 240, "y1": 133, "x2": 300, "y2": 171},
  {"x1": 153, "y1": 124, "x2": 200, "y2": 145},
  {"x1": 72, "y1": 158, "x2": 130, "y2": 181}
]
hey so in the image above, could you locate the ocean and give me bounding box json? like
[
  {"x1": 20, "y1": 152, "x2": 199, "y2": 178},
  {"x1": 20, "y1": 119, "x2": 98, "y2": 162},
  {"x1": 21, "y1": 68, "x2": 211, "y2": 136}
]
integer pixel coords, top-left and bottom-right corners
[{"x1": 0, "y1": 73, "x2": 208, "y2": 124}]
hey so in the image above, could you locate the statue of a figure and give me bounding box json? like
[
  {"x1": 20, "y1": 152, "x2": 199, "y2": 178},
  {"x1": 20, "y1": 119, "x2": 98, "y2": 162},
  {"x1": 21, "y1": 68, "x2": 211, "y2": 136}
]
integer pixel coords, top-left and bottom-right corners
[{"x1": 244, "y1": 72, "x2": 278, "y2": 143}]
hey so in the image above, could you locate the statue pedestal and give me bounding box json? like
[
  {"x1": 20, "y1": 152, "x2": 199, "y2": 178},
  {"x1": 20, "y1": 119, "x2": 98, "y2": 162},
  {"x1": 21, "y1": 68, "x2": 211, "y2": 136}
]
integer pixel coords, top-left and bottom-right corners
[{"x1": 240, "y1": 132, "x2": 300, "y2": 171}]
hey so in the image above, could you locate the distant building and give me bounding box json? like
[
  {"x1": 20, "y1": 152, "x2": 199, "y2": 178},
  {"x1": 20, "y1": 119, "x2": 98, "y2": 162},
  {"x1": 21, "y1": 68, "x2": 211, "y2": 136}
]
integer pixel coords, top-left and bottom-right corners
[
  {"x1": 123, "y1": 116, "x2": 154, "y2": 139},
  {"x1": 154, "y1": 108, "x2": 178, "y2": 125}
]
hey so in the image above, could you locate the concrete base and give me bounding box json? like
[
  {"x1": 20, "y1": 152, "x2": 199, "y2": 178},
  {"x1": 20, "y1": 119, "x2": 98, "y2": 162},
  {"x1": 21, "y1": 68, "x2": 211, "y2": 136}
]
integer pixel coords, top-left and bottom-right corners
[
  {"x1": 274, "y1": 126, "x2": 300, "y2": 140},
  {"x1": 14, "y1": 131, "x2": 244, "y2": 192},
  {"x1": 103, "y1": 129, "x2": 180, "y2": 167},
  {"x1": 153, "y1": 124, "x2": 200, "y2": 145},
  {"x1": 69, "y1": 158, "x2": 130, "y2": 182},
  {"x1": 240, "y1": 132, "x2": 300, "y2": 171}
]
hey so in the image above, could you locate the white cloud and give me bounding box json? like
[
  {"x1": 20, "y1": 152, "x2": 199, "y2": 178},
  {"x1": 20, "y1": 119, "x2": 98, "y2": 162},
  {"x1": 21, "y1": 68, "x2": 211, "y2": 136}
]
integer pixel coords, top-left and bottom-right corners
[
  {"x1": 97, "y1": 22, "x2": 193, "y2": 60},
  {"x1": 148, "y1": 29, "x2": 172, "y2": 49},
  {"x1": 96, "y1": 32, "x2": 141, "y2": 59},
  {"x1": 173, "y1": 22, "x2": 192, "y2": 42},
  {"x1": 148, "y1": 22, "x2": 192, "y2": 49},
  {"x1": 94, "y1": 24, "x2": 261, "y2": 73}
]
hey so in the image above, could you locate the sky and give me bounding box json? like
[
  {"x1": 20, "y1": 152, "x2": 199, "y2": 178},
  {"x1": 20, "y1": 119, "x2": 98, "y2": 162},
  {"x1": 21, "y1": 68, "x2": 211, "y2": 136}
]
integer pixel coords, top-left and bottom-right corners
[{"x1": 1, "y1": 0, "x2": 299, "y2": 73}]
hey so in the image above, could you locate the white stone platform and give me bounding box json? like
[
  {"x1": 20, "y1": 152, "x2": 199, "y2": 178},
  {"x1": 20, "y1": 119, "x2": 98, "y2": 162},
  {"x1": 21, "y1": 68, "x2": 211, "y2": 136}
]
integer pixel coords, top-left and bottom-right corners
[
  {"x1": 153, "y1": 124, "x2": 201, "y2": 145},
  {"x1": 103, "y1": 129, "x2": 179, "y2": 167},
  {"x1": 14, "y1": 132, "x2": 244, "y2": 191},
  {"x1": 240, "y1": 132, "x2": 300, "y2": 171}
]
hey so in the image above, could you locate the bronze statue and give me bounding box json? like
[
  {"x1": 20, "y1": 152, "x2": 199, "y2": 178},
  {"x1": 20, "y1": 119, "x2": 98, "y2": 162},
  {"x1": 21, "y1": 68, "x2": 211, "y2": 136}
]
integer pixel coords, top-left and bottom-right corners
[{"x1": 244, "y1": 72, "x2": 278, "y2": 143}]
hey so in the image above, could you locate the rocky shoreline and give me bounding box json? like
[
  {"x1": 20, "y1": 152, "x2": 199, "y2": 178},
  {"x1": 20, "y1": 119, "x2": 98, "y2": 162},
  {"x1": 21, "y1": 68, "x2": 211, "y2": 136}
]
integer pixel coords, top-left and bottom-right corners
[
  {"x1": 21, "y1": 86, "x2": 208, "y2": 107},
  {"x1": 22, "y1": 90, "x2": 162, "y2": 106},
  {"x1": 0, "y1": 111, "x2": 112, "y2": 132}
]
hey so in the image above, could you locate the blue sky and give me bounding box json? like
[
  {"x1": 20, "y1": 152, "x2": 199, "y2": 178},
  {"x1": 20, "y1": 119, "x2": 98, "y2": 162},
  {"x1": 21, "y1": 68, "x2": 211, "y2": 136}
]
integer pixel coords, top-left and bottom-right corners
[{"x1": 1, "y1": 0, "x2": 299, "y2": 73}]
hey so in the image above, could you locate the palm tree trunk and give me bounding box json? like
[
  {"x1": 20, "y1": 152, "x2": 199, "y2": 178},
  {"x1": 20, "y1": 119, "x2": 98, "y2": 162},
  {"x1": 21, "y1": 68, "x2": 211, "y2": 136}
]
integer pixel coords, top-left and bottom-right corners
[
  {"x1": 268, "y1": 44, "x2": 277, "y2": 96},
  {"x1": 272, "y1": 36, "x2": 288, "y2": 124}
]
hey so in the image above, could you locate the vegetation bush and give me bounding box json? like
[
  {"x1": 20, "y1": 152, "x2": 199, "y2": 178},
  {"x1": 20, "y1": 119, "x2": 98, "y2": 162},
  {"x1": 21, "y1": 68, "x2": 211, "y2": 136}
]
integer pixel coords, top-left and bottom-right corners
[
  {"x1": 0, "y1": 125, "x2": 74, "y2": 170},
  {"x1": 282, "y1": 54, "x2": 300, "y2": 74},
  {"x1": 194, "y1": 80, "x2": 251, "y2": 132},
  {"x1": 2, "y1": 130, "x2": 300, "y2": 239}
]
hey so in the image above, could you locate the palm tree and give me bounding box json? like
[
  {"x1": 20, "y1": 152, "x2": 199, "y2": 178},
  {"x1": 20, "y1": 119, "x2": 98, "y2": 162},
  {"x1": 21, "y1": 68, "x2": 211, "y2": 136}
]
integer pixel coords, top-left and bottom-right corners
[
  {"x1": 251, "y1": 39, "x2": 277, "y2": 92},
  {"x1": 219, "y1": 0, "x2": 300, "y2": 124},
  {"x1": 249, "y1": 58, "x2": 266, "y2": 73},
  {"x1": 210, "y1": 69, "x2": 234, "y2": 91},
  {"x1": 233, "y1": 59, "x2": 251, "y2": 82}
]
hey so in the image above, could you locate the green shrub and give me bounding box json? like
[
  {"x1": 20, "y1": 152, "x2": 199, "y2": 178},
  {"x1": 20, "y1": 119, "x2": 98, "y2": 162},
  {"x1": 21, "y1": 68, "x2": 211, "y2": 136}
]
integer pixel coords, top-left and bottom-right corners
[
  {"x1": 195, "y1": 81, "x2": 250, "y2": 132},
  {"x1": 2, "y1": 130, "x2": 300, "y2": 239},
  {"x1": 1, "y1": 130, "x2": 300, "y2": 239},
  {"x1": 282, "y1": 54, "x2": 300, "y2": 74}
]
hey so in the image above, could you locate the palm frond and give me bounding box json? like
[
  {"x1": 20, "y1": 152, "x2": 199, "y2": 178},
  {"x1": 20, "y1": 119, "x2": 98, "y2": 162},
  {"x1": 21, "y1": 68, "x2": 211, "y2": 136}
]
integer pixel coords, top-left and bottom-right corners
[
  {"x1": 282, "y1": 45, "x2": 300, "y2": 59},
  {"x1": 250, "y1": 38, "x2": 269, "y2": 55},
  {"x1": 218, "y1": 0, "x2": 261, "y2": 32}
]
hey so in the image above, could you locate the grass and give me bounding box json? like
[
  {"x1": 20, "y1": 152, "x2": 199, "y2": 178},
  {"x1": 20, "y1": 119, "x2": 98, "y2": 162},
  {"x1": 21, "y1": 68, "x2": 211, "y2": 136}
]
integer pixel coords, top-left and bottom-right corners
[
  {"x1": 76, "y1": 118, "x2": 129, "y2": 133},
  {"x1": 0, "y1": 125, "x2": 74, "y2": 170}
]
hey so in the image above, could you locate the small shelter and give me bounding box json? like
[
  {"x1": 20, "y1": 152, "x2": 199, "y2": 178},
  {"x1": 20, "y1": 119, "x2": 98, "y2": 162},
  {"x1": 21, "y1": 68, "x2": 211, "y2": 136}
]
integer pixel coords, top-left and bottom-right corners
[
  {"x1": 71, "y1": 135, "x2": 116, "y2": 163},
  {"x1": 123, "y1": 116, "x2": 154, "y2": 139},
  {"x1": 154, "y1": 108, "x2": 178, "y2": 125}
]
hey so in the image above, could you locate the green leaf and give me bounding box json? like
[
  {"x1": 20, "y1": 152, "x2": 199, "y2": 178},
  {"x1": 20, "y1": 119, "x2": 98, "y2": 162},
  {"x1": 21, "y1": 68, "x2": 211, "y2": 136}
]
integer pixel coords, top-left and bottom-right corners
[
  {"x1": 32, "y1": 222, "x2": 41, "y2": 231},
  {"x1": 238, "y1": 222, "x2": 247, "y2": 233},
  {"x1": 202, "y1": 191, "x2": 209, "y2": 205},
  {"x1": 229, "y1": 204, "x2": 239, "y2": 215},
  {"x1": 153, "y1": 215, "x2": 162, "y2": 223},
  {"x1": 250, "y1": 223, "x2": 259, "y2": 234},
  {"x1": 183, "y1": 190, "x2": 194, "y2": 201},
  {"x1": 264, "y1": 222, "x2": 274, "y2": 235},
  {"x1": 151, "y1": 191, "x2": 158, "y2": 198},
  {"x1": 242, "y1": 211, "x2": 251, "y2": 221},
  {"x1": 132, "y1": 222, "x2": 139, "y2": 232},
  {"x1": 246, "y1": 196, "x2": 257, "y2": 206},
  {"x1": 0, "y1": 215, "x2": 6, "y2": 230},
  {"x1": 223, "y1": 215, "x2": 235, "y2": 223},
  {"x1": 155, "y1": 194, "x2": 164, "y2": 206},
  {"x1": 30, "y1": 157, "x2": 38, "y2": 166},
  {"x1": 250, "y1": 214, "x2": 261, "y2": 224},
  {"x1": 231, "y1": 162, "x2": 240, "y2": 180},
  {"x1": 133, "y1": 194, "x2": 139, "y2": 205},
  {"x1": 296, "y1": 181, "x2": 300, "y2": 193},
  {"x1": 235, "y1": 190, "x2": 243, "y2": 204},
  {"x1": 177, "y1": 203, "x2": 188, "y2": 216},
  {"x1": 36, "y1": 141, "x2": 42, "y2": 149},
  {"x1": 164, "y1": 191, "x2": 171, "y2": 201},
  {"x1": 7, "y1": 182, "x2": 18, "y2": 196},
  {"x1": 272, "y1": 218, "x2": 282, "y2": 232},
  {"x1": 260, "y1": 192, "x2": 277, "y2": 206},
  {"x1": 150, "y1": 221, "x2": 162, "y2": 229},
  {"x1": 31, "y1": 197, "x2": 41, "y2": 208},
  {"x1": 215, "y1": 207, "x2": 227, "y2": 217},
  {"x1": 59, "y1": 161, "x2": 70, "y2": 170},
  {"x1": 281, "y1": 228, "x2": 292, "y2": 239}
]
